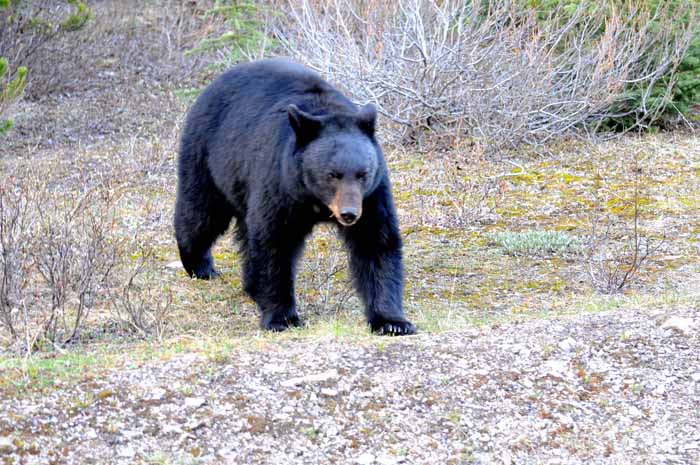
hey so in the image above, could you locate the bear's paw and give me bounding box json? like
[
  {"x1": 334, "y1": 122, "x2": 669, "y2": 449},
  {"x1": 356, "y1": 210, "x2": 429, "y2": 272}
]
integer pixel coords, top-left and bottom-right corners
[{"x1": 371, "y1": 319, "x2": 416, "y2": 336}]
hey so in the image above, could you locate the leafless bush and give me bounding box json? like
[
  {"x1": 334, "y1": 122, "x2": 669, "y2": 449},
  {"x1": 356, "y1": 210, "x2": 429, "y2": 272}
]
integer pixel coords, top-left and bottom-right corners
[
  {"x1": 1, "y1": 0, "x2": 216, "y2": 99},
  {"x1": 0, "y1": 176, "x2": 120, "y2": 352},
  {"x1": 34, "y1": 190, "x2": 118, "y2": 344},
  {"x1": 433, "y1": 157, "x2": 500, "y2": 227},
  {"x1": 585, "y1": 159, "x2": 665, "y2": 294},
  {"x1": 297, "y1": 225, "x2": 355, "y2": 316},
  {"x1": 0, "y1": 183, "x2": 36, "y2": 345},
  {"x1": 277, "y1": 0, "x2": 694, "y2": 150},
  {"x1": 0, "y1": 1, "x2": 72, "y2": 66},
  {"x1": 0, "y1": 0, "x2": 90, "y2": 98},
  {"x1": 110, "y1": 247, "x2": 173, "y2": 339}
]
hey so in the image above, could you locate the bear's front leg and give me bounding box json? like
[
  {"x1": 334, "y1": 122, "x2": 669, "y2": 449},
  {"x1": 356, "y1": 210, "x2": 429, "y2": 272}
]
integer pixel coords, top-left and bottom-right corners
[
  {"x1": 242, "y1": 221, "x2": 308, "y2": 332},
  {"x1": 341, "y1": 181, "x2": 416, "y2": 336}
]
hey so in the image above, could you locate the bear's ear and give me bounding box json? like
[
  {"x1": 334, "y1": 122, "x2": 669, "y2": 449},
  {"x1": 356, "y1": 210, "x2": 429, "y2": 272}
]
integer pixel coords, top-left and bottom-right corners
[
  {"x1": 288, "y1": 104, "x2": 323, "y2": 144},
  {"x1": 357, "y1": 103, "x2": 377, "y2": 136}
]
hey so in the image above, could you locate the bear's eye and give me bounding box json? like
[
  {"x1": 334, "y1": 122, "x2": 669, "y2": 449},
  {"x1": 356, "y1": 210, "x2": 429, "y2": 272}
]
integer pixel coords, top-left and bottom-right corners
[
  {"x1": 356, "y1": 171, "x2": 368, "y2": 180},
  {"x1": 328, "y1": 172, "x2": 343, "y2": 180}
]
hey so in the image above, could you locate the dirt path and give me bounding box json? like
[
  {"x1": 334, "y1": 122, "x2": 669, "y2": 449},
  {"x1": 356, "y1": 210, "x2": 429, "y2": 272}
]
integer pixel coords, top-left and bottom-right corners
[{"x1": 2, "y1": 307, "x2": 698, "y2": 465}]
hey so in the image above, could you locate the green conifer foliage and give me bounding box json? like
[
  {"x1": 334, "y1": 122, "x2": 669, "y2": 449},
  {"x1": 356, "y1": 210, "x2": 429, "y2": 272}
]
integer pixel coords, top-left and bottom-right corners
[{"x1": 0, "y1": 0, "x2": 89, "y2": 135}]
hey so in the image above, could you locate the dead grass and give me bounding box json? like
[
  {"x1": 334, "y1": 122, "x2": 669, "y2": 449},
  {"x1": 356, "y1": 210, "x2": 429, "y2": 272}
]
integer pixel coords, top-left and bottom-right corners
[
  {"x1": 0, "y1": 0, "x2": 221, "y2": 155},
  {"x1": 3, "y1": 118, "x2": 697, "y2": 355}
]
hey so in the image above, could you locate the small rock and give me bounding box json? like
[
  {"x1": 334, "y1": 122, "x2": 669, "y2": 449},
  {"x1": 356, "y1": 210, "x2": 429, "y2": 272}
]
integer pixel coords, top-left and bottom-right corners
[
  {"x1": 281, "y1": 369, "x2": 338, "y2": 387},
  {"x1": 628, "y1": 406, "x2": 643, "y2": 419},
  {"x1": 217, "y1": 447, "x2": 235, "y2": 459},
  {"x1": 516, "y1": 346, "x2": 531, "y2": 357},
  {"x1": 230, "y1": 419, "x2": 246, "y2": 433},
  {"x1": 558, "y1": 414, "x2": 575, "y2": 428},
  {"x1": 322, "y1": 423, "x2": 339, "y2": 437},
  {"x1": 162, "y1": 424, "x2": 183, "y2": 435},
  {"x1": 213, "y1": 404, "x2": 234, "y2": 416},
  {"x1": 691, "y1": 373, "x2": 700, "y2": 383},
  {"x1": 184, "y1": 397, "x2": 206, "y2": 409},
  {"x1": 185, "y1": 419, "x2": 208, "y2": 431},
  {"x1": 263, "y1": 363, "x2": 284, "y2": 373},
  {"x1": 0, "y1": 437, "x2": 14, "y2": 453},
  {"x1": 165, "y1": 260, "x2": 182, "y2": 270},
  {"x1": 587, "y1": 358, "x2": 611, "y2": 373},
  {"x1": 501, "y1": 451, "x2": 514, "y2": 465},
  {"x1": 376, "y1": 455, "x2": 399, "y2": 465},
  {"x1": 496, "y1": 418, "x2": 512, "y2": 431},
  {"x1": 356, "y1": 452, "x2": 375, "y2": 465},
  {"x1": 320, "y1": 388, "x2": 338, "y2": 397},
  {"x1": 272, "y1": 413, "x2": 290, "y2": 422},
  {"x1": 661, "y1": 316, "x2": 696, "y2": 335},
  {"x1": 145, "y1": 387, "x2": 167, "y2": 401},
  {"x1": 118, "y1": 446, "x2": 136, "y2": 458},
  {"x1": 474, "y1": 452, "x2": 495, "y2": 464},
  {"x1": 544, "y1": 360, "x2": 569, "y2": 377},
  {"x1": 123, "y1": 429, "x2": 141, "y2": 440},
  {"x1": 558, "y1": 337, "x2": 577, "y2": 352},
  {"x1": 652, "y1": 384, "x2": 666, "y2": 396},
  {"x1": 181, "y1": 354, "x2": 205, "y2": 363}
]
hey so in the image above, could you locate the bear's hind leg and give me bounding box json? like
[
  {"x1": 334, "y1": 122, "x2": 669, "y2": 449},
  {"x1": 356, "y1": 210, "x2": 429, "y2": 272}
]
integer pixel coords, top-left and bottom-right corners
[{"x1": 174, "y1": 181, "x2": 234, "y2": 280}]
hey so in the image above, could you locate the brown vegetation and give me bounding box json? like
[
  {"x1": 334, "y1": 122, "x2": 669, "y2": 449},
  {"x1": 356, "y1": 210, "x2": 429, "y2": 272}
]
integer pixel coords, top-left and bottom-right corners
[
  {"x1": 276, "y1": 0, "x2": 694, "y2": 149},
  {"x1": 0, "y1": 1, "x2": 697, "y2": 358}
]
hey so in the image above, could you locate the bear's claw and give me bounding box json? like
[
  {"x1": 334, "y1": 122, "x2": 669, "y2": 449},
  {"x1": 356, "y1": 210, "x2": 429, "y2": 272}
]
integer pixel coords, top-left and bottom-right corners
[
  {"x1": 192, "y1": 268, "x2": 220, "y2": 280},
  {"x1": 262, "y1": 313, "x2": 303, "y2": 332},
  {"x1": 372, "y1": 320, "x2": 416, "y2": 336}
]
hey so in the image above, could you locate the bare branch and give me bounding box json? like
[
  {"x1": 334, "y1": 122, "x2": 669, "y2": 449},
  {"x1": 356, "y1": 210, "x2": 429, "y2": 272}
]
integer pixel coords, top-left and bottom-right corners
[{"x1": 275, "y1": 0, "x2": 694, "y2": 151}]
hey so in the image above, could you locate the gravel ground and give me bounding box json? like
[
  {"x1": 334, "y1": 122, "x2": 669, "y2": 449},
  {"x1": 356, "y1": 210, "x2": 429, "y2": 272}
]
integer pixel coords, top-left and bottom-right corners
[{"x1": 1, "y1": 307, "x2": 698, "y2": 465}]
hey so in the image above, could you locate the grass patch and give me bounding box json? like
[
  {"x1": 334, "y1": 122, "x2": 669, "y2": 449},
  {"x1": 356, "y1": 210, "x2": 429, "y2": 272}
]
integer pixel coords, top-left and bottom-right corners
[
  {"x1": 489, "y1": 230, "x2": 581, "y2": 257},
  {"x1": 2, "y1": 287, "x2": 696, "y2": 398},
  {"x1": 0, "y1": 351, "x2": 108, "y2": 393}
]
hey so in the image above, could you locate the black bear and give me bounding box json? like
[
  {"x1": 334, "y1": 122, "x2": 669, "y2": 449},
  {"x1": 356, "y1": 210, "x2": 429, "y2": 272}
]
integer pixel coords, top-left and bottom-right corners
[{"x1": 174, "y1": 59, "x2": 415, "y2": 336}]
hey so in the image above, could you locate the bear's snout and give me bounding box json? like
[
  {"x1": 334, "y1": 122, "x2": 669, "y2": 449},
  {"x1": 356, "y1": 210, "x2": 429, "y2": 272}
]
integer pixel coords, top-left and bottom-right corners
[
  {"x1": 329, "y1": 183, "x2": 362, "y2": 226},
  {"x1": 340, "y1": 207, "x2": 358, "y2": 225}
]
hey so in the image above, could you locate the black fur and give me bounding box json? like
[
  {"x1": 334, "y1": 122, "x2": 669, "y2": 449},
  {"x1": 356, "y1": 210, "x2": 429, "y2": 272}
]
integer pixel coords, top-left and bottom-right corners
[{"x1": 174, "y1": 59, "x2": 415, "y2": 336}]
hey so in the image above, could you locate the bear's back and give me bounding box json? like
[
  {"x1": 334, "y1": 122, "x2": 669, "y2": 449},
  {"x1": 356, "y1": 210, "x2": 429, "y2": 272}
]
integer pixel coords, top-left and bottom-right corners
[
  {"x1": 180, "y1": 59, "x2": 361, "y2": 200},
  {"x1": 204, "y1": 59, "x2": 355, "y2": 121}
]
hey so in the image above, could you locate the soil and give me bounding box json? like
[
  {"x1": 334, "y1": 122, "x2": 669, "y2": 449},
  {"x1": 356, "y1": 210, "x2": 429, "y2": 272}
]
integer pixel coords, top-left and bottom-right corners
[{"x1": 1, "y1": 307, "x2": 698, "y2": 464}]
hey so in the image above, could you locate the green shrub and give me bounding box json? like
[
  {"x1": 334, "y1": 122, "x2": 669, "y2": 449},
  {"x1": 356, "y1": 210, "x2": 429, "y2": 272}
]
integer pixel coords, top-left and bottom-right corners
[
  {"x1": 490, "y1": 230, "x2": 580, "y2": 257},
  {"x1": 0, "y1": 0, "x2": 90, "y2": 99},
  {"x1": 0, "y1": 57, "x2": 27, "y2": 136},
  {"x1": 189, "y1": 0, "x2": 275, "y2": 68},
  {"x1": 605, "y1": 0, "x2": 699, "y2": 128},
  {"x1": 61, "y1": 0, "x2": 90, "y2": 31},
  {"x1": 526, "y1": 0, "x2": 699, "y2": 129},
  {"x1": 179, "y1": 1, "x2": 275, "y2": 100}
]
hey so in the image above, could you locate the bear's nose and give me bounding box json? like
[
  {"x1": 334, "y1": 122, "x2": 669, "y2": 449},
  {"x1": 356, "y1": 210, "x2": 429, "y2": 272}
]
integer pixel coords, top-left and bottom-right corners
[{"x1": 340, "y1": 209, "x2": 358, "y2": 224}]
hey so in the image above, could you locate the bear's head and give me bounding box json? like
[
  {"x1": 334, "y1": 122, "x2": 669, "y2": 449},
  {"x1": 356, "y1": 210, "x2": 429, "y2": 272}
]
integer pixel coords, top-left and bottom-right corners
[{"x1": 288, "y1": 103, "x2": 381, "y2": 227}]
